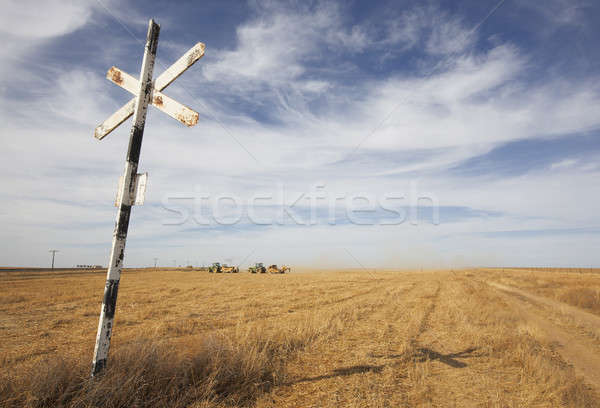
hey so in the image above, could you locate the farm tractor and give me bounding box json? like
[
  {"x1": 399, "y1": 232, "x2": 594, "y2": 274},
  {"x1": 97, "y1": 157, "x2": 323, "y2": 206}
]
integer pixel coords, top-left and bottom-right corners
[
  {"x1": 208, "y1": 262, "x2": 222, "y2": 273},
  {"x1": 248, "y1": 262, "x2": 267, "y2": 274},
  {"x1": 267, "y1": 264, "x2": 291, "y2": 274},
  {"x1": 208, "y1": 262, "x2": 239, "y2": 273}
]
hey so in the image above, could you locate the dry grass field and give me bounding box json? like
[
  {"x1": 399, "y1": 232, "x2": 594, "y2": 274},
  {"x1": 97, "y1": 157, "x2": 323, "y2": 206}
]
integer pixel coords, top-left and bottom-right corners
[{"x1": 2, "y1": 268, "x2": 600, "y2": 407}]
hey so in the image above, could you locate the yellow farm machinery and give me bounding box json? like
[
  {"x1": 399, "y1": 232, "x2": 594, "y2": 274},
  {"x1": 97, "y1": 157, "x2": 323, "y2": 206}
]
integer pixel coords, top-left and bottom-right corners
[
  {"x1": 208, "y1": 262, "x2": 239, "y2": 273},
  {"x1": 267, "y1": 264, "x2": 291, "y2": 274}
]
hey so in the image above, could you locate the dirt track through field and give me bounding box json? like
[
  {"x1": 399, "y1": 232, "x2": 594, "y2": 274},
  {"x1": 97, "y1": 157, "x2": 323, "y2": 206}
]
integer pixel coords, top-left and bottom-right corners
[
  {"x1": 489, "y1": 281, "x2": 600, "y2": 388},
  {"x1": 489, "y1": 281, "x2": 600, "y2": 330}
]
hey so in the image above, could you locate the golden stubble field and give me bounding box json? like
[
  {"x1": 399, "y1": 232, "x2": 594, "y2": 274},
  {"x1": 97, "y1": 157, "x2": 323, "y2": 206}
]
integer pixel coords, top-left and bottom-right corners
[{"x1": 2, "y1": 268, "x2": 600, "y2": 407}]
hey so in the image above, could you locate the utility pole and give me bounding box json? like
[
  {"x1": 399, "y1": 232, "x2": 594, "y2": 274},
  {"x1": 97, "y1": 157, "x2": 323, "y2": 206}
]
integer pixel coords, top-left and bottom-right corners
[
  {"x1": 153, "y1": 257, "x2": 158, "y2": 269},
  {"x1": 49, "y1": 249, "x2": 59, "y2": 269}
]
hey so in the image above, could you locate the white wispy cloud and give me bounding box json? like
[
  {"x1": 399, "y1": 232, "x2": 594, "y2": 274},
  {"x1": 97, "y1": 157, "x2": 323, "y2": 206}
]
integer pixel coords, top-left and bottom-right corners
[{"x1": 0, "y1": 0, "x2": 92, "y2": 39}]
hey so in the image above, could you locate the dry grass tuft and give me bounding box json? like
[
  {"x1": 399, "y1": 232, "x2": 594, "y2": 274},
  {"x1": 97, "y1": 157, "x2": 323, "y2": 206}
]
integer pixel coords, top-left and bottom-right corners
[
  {"x1": 559, "y1": 288, "x2": 600, "y2": 313},
  {"x1": 1, "y1": 301, "x2": 351, "y2": 408},
  {"x1": 2, "y1": 332, "x2": 306, "y2": 408}
]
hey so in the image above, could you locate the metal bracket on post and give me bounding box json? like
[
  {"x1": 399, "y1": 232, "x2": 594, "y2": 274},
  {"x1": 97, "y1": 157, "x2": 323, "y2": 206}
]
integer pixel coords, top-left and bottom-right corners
[{"x1": 115, "y1": 173, "x2": 148, "y2": 206}]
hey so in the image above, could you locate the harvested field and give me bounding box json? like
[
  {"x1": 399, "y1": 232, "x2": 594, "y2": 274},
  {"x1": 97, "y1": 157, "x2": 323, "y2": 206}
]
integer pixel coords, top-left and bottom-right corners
[{"x1": 1, "y1": 268, "x2": 600, "y2": 407}]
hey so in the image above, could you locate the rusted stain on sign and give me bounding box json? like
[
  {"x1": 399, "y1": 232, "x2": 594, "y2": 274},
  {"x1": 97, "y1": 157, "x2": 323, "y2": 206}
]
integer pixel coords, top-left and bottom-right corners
[
  {"x1": 178, "y1": 111, "x2": 198, "y2": 127},
  {"x1": 107, "y1": 67, "x2": 123, "y2": 85}
]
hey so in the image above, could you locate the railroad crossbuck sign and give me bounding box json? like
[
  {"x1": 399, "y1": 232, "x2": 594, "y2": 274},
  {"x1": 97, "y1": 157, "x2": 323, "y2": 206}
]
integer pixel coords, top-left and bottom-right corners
[{"x1": 91, "y1": 19, "x2": 204, "y2": 377}]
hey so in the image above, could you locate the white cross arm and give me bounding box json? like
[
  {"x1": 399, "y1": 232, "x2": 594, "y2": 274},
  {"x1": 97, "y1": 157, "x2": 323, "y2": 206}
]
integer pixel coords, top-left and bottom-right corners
[
  {"x1": 94, "y1": 99, "x2": 135, "y2": 140},
  {"x1": 107, "y1": 67, "x2": 199, "y2": 127},
  {"x1": 155, "y1": 42, "x2": 205, "y2": 90},
  {"x1": 94, "y1": 42, "x2": 205, "y2": 140}
]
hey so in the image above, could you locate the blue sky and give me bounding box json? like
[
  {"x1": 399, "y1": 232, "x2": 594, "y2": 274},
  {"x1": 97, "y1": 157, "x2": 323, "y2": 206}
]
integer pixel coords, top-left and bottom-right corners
[{"x1": 1, "y1": 0, "x2": 600, "y2": 268}]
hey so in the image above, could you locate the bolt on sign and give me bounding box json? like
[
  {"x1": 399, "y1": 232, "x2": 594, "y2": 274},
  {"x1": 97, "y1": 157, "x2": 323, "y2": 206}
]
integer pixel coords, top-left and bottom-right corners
[{"x1": 91, "y1": 19, "x2": 204, "y2": 377}]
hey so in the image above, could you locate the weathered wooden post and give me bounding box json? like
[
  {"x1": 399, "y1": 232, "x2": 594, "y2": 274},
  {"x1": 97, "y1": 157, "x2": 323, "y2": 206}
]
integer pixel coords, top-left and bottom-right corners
[
  {"x1": 91, "y1": 18, "x2": 205, "y2": 377},
  {"x1": 91, "y1": 18, "x2": 160, "y2": 377}
]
